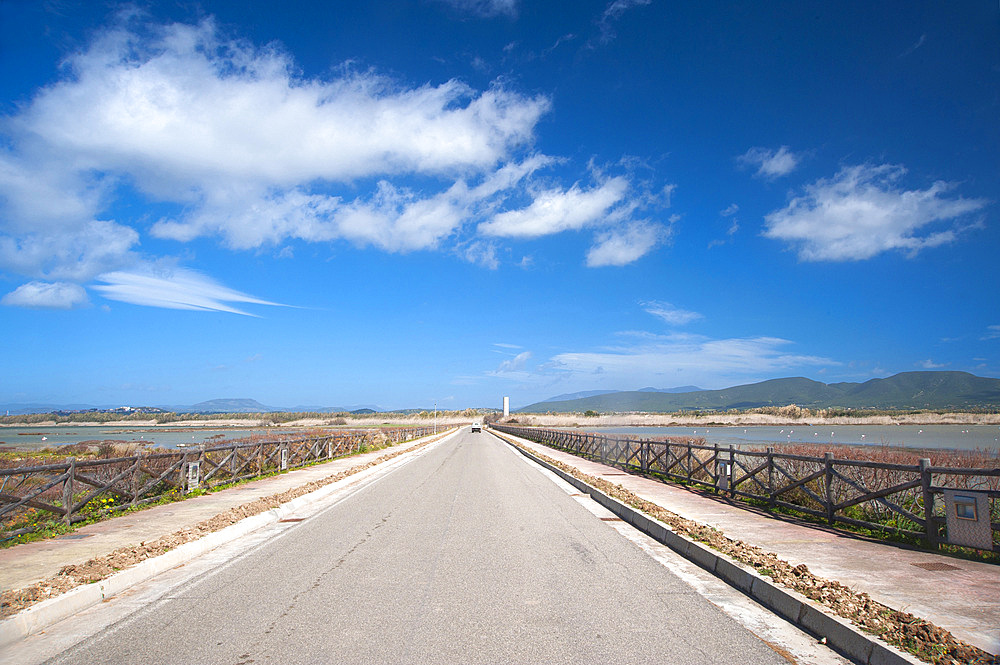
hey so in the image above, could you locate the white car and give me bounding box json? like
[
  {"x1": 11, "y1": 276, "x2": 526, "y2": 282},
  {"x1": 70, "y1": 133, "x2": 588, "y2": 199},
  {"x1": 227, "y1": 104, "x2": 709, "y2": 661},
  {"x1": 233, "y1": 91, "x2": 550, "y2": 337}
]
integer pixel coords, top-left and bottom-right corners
[{"x1": 471, "y1": 422, "x2": 482, "y2": 433}]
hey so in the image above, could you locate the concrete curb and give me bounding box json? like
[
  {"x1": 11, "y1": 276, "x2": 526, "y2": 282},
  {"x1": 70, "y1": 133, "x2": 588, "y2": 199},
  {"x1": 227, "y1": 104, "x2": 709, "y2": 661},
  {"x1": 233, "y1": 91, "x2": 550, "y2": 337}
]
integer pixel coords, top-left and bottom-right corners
[
  {"x1": 500, "y1": 432, "x2": 923, "y2": 665},
  {"x1": 0, "y1": 429, "x2": 458, "y2": 650}
]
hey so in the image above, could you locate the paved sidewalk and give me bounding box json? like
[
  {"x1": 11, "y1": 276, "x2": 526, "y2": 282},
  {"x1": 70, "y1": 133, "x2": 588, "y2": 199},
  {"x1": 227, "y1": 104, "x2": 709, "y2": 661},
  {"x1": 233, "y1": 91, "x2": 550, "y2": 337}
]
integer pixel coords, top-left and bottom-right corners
[
  {"x1": 508, "y1": 435, "x2": 1000, "y2": 656},
  {"x1": 0, "y1": 434, "x2": 446, "y2": 595}
]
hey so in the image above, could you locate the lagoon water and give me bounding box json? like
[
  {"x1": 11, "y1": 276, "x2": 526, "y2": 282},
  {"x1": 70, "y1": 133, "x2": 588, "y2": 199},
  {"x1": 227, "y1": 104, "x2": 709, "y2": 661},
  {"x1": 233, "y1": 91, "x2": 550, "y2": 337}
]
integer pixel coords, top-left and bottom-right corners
[
  {"x1": 0, "y1": 425, "x2": 288, "y2": 451},
  {"x1": 577, "y1": 425, "x2": 1000, "y2": 452}
]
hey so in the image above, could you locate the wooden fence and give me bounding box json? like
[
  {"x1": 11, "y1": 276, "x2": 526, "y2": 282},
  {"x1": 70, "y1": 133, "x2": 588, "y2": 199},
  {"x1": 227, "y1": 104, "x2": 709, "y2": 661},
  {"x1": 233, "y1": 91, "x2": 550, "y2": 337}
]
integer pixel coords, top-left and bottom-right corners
[
  {"x1": 493, "y1": 425, "x2": 1000, "y2": 552},
  {"x1": 0, "y1": 426, "x2": 439, "y2": 539}
]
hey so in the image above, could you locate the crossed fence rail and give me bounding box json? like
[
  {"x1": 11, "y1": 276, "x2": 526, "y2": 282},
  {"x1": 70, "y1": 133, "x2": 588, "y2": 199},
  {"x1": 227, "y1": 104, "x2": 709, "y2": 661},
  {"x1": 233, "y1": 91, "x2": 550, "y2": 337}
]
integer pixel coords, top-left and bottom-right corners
[
  {"x1": 0, "y1": 426, "x2": 439, "y2": 539},
  {"x1": 493, "y1": 424, "x2": 1000, "y2": 552}
]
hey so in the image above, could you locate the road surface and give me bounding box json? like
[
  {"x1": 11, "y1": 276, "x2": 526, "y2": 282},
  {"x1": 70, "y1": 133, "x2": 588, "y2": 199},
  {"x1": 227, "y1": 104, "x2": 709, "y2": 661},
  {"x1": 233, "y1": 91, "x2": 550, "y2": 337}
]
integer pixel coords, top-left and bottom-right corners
[{"x1": 41, "y1": 429, "x2": 796, "y2": 664}]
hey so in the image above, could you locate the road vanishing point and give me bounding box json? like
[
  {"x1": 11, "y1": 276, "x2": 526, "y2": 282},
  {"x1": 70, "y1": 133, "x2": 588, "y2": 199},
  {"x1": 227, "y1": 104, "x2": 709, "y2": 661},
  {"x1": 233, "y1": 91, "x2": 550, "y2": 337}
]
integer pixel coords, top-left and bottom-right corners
[{"x1": 7, "y1": 428, "x2": 850, "y2": 665}]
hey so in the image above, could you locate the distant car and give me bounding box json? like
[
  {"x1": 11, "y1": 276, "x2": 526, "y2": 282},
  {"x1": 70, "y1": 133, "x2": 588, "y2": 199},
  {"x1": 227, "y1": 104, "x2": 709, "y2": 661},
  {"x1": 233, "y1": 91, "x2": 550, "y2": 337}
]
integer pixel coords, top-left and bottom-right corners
[{"x1": 471, "y1": 422, "x2": 482, "y2": 433}]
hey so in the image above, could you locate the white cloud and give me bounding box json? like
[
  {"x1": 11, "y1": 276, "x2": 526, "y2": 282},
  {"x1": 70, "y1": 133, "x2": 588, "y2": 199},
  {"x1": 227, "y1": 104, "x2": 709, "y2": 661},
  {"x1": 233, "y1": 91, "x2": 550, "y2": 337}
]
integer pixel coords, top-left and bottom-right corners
[
  {"x1": 0, "y1": 220, "x2": 139, "y2": 281},
  {"x1": 0, "y1": 17, "x2": 552, "y2": 287},
  {"x1": 919, "y1": 359, "x2": 948, "y2": 369},
  {"x1": 586, "y1": 221, "x2": 664, "y2": 266},
  {"x1": 720, "y1": 203, "x2": 739, "y2": 217},
  {"x1": 641, "y1": 300, "x2": 702, "y2": 326},
  {"x1": 494, "y1": 343, "x2": 522, "y2": 349},
  {"x1": 2, "y1": 281, "x2": 89, "y2": 309},
  {"x1": 739, "y1": 146, "x2": 800, "y2": 178},
  {"x1": 17, "y1": 20, "x2": 547, "y2": 190},
  {"x1": 437, "y1": 0, "x2": 518, "y2": 17},
  {"x1": 92, "y1": 268, "x2": 285, "y2": 316},
  {"x1": 478, "y1": 176, "x2": 629, "y2": 238},
  {"x1": 0, "y1": 13, "x2": 672, "y2": 309},
  {"x1": 764, "y1": 163, "x2": 989, "y2": 261},
  {"x1": 982, "y1": 325, "x2": 1000, "y2": 341}
]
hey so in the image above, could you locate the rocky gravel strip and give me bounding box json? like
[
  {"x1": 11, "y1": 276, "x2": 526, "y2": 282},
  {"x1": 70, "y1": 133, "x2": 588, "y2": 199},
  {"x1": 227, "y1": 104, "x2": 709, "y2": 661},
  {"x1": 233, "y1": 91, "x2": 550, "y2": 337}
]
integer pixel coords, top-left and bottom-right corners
[
  {"x1": 496, "y1": 432, "x2": 996, "y2": 665},
  {"x1": 0, "y1": 430, "x2": 452, "y2": 620}
]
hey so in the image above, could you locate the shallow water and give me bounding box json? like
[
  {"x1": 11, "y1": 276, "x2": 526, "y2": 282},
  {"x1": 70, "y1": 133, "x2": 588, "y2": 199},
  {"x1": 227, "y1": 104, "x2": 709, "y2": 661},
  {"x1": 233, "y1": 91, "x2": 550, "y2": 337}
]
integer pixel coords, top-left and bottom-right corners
[
  {"x1": 0, "y1": 425, "x2": 288, "y2": 450},
  {"x1": 575, "y1": 424, "x2": 1000, "y2": 452}
]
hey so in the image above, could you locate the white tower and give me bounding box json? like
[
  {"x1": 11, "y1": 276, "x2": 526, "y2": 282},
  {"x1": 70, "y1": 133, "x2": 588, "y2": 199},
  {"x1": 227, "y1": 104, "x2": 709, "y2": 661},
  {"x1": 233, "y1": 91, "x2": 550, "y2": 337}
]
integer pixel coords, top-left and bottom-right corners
[{"x1": 503, "y1": 396, "x2": 510, "y2": 417}]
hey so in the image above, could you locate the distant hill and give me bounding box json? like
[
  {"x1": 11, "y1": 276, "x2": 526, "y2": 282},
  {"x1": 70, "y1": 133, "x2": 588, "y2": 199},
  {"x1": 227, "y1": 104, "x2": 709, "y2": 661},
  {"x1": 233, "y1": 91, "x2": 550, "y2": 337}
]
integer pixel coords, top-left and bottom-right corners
[
  {"x1": 544, "y1": 386, "x2": 703, "y2": 402},
  {"x1": 636, "y1": 385, "x2": 703, "y2": 394},
  {"x1": 517, "y1": 371, "x2": 1000, "y2": 413},
  {"x1": 187, "y1": 398, "x2": 277, "y2": 413}
]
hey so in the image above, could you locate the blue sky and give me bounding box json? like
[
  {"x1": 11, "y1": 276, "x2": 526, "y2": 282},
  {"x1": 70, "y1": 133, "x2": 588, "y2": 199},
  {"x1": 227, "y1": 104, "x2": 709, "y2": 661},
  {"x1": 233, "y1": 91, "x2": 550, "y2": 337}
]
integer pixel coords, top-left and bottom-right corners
[{"x1": 1, "y1": 1, "x2": 997, "y2": 410}]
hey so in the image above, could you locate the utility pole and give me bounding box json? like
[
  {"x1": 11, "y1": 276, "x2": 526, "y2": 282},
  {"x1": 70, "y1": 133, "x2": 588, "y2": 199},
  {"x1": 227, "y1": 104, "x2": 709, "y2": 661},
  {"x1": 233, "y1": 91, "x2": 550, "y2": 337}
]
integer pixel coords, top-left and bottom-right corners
[{"x1": 433, "y1": 401, "x2": 437, "y2": 434}]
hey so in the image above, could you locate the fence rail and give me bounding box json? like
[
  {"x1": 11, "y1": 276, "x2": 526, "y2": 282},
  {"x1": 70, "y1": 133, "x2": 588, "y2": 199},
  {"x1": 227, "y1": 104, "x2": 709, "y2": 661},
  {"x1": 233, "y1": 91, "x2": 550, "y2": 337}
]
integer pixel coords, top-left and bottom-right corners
[
  {"x1": 492, "y1": 424, "x2": 1000, "y2": 552},
  {"x1": 1, "y1": 426, "x2": 439, "y2": 539}
]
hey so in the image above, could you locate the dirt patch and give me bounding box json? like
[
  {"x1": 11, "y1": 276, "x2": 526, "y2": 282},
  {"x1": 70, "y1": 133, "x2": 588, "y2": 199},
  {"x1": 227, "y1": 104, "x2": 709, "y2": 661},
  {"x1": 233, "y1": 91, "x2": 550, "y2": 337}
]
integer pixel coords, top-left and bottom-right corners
[
  {"x1": 0, "y1": 430, "x2": 450, "y2": 620},
  {"x1": 497, "y1": 433, "x2": 996, "y2": 665}
]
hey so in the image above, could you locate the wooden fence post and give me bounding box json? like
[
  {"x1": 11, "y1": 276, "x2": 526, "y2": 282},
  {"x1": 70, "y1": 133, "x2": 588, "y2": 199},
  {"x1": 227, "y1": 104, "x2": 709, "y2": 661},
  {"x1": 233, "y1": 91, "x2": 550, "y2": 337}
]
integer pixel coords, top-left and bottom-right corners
[
  {"x1": 713, "y1": 443, "x2": 720, "y2": 492},
  {"x1": 728, "y1": 445, "x2": 735, "y2": 498},
  {"x1": 824, "y1": 452, "x2": 835, "y2": 524},
  {"x1": 920, "y1": 458, "x2": 936, "y2": 547},
  {"x1": 641, "y1": 440, "x2": 649, "y2": 473},
  {"x1": 62, "y1": 457, "x2": 76, "y2": 525},
  {"x1": 130, "y1": 453, "x2": 142, "y2": 508},
  {"x1": 686, "y1": 440, "x2": 693, "y2": 483},
  {"x1": 767, "y1": 448, "x2": 775, "y2": 508}
]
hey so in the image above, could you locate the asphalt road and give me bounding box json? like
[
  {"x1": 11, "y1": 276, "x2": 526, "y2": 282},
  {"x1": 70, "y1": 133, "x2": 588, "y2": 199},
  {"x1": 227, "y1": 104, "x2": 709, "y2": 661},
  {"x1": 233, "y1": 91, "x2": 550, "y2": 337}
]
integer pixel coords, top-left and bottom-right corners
[{"x1": 45, "y1": 429, "x2": 792, "y2": 664}]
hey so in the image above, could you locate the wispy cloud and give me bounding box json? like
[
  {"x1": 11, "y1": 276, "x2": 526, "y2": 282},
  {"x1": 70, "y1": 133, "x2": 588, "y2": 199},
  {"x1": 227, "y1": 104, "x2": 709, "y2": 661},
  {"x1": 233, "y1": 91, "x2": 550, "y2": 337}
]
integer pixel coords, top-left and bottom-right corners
[
  {"x1": 739, "y1": 146, "x2": 801, "y2": 179},
  {"x1": 548, "y1": 334, "x2": 835, "y2": 388},
  {"x1": 596, "y1": 0, "x2": 652, "y2": 44},
  {"x1": 709, "y1": 205, "x2": 740, "y2": 249},
  {"x1": 496, "y1": 350, "x2": 532, "y2": 373},
  {"x1": 436, "y1": 0, "x2": 518, "y2": 18},
  {"x1": 640, "y1": 300, "x2": 702, "y2": 326},
  {"x1": 460, "y1": 240, "x2": 500, "y2": 269},
  {"x1": 899, "y1": 34, "x2": 927, "y2": 58},
  {"x1": 919, "y1": 359, "x2": 948, "y2": 369},
  {"x1": 586, "y1": 221, "x2": 665, "y2": 267},
  {"x1": 479, "y1": 177, "x2": 629, "y2": 238},
  {"x1": 982, "y1": 325, "x2": 1000, "y2": 341},
  {"x1": 92, "y1": 268, "x2": 285, "y2": 316},
  {"x1": 764, "y1": 163, "x2": 989, "y2": 261},
  {"x1": 1, "y1": 281, "x2": 89, "y2": 309},
  {"x1": 494, "y1": 342, "x2": 522, "y2": 349}
]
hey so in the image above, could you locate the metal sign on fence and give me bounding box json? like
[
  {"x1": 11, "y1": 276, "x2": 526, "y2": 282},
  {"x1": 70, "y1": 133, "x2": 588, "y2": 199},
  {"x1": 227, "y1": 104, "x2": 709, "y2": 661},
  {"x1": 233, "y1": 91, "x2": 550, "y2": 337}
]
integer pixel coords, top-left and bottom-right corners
[
  {"x1": 717, "y1": 461, "x2": 730, "y2": 491},
  {"x1": 943, "y1": 490, "x2": 994, "y2": 551},
  {"x1": 280, "y1": 446, "x2": 288, "y2": 470},
  {"x1": 186, "y1": 461, "x2": 201, "y2": 493}
]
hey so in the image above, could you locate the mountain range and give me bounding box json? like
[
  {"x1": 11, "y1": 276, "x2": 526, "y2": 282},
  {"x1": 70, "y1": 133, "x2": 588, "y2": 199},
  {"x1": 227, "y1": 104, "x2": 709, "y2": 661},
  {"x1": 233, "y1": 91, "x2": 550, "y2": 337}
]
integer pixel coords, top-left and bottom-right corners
[{"x1": 517, "y1": 371, "x2": 1000, "y2": 413}]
